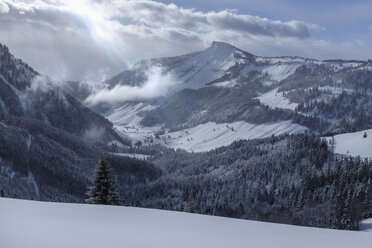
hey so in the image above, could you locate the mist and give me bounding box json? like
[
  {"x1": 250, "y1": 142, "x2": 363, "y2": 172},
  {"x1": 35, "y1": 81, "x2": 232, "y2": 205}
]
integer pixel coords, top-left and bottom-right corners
[{"x1": 85, "y1": 66, "x2": 177, "y2": 105}]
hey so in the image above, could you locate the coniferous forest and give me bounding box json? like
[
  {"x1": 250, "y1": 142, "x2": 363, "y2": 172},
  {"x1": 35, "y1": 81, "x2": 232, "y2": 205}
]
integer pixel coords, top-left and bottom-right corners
[{"x1": 110, "y1": 135, "x2": 372, "y2": 230}]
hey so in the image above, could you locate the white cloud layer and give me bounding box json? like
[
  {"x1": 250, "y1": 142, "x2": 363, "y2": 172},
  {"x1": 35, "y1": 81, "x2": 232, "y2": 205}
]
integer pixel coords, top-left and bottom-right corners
[
  {"x1": 0, "y1": 0, "x2": 371, "y2": 81},
  {"x1": 85, "y1": 66, "x2": 176, "y2": 104},
  {"x1": 0, "y1": 2, "x2": 8, "y2": 13}
]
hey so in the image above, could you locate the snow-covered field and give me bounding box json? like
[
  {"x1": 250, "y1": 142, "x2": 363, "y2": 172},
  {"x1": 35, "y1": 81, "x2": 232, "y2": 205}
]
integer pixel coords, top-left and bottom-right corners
[
  {"x1": 109, "y1": 101, "x2": 308, "y2": 152},
  {"x1": 325, "y1": 129, "x2": 372, "y2": 158},
  {"x1": 0, "y1": 198, "x2": 371, "y2": 248},
  {"x1": 257, "y1": 88, "x2": 298, "y2": 110},
  {"x1": 159, "y1": 120, "x2": 307, "y2": 152},
  {"x1": 360, "y1": 219, "x2": 372, "y2": 232},
  {"x1": 108, "y1": 152, "x2": 150, "y2": 160}
]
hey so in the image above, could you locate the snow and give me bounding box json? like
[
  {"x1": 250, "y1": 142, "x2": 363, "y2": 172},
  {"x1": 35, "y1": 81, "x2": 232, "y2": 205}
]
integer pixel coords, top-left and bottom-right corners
[
  {"x1": 261, "y1": 63, "x2": 301, "y2": 82},
  {"x1": 211, "y1": 79, "x2": 239, "y2": 88},
  {"x1": 360, "y1": 219, "x2": 372, "y2": 232},
  {"x1": 111, "y1": 106, "x2": 307, "y2": 152},
  {"x1": 325, "y1": 129, "x2": 372, "y2": 158},
  {"x1": 108, "y1": 152, "x2": 150, "y2": 160},
  {"x1": 107, "y1": 102, "x2": 162, "y2": 144},
  {"x1": 173, "y1": 42, "x2": 239, "y2": 89},
  {"x1": 159, "y1": 120, "x2": 307, "y2": 152},
  {"x1": 107, "y1": 140, "x2": 127, "y2": 148},
  {"x1": 257, "y1": 88, "x2": 298, "y2": 110},
  {"x1": 0, "y1": 198, "x2": 371, "y2": 248},
  {"x1": 26, "y1": 134, "x2": 32, "y2": 152},
  {"x1": 27, "y1": 172, "x2": 39, "y2": 199},
  {"x1": 318, "y1": 86, "x2": 355, "y2": 95},
  {"x1": 0, "y1": 97, "x2": 8, "y2": 114},
  {"x1": 328, "y1": 62, "x2": 362, "y2": 72},
  {"x1": 107, "y1": 102, "x2": 157, "y2": 127},
  {"x1": 132, "y1": 41, "x2": 243, "y2": 90}
]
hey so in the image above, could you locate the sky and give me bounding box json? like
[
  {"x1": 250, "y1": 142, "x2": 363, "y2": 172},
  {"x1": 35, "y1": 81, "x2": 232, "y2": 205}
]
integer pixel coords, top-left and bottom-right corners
[{"x1": 0, "y1": 0, "x2": 372, "y2": 81}]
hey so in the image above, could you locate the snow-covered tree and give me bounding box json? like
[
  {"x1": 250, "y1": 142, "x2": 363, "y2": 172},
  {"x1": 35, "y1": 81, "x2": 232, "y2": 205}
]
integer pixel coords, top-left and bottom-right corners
[
  {"x1": 329, "y1": 137, "x2": 336, "y2": 153},
  {"x1": 86, "y1": 154, "x2": 121, "y2": 205}
]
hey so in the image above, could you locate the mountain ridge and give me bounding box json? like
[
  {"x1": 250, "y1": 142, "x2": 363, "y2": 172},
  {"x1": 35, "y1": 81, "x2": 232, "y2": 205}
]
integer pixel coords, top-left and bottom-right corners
[{"x1": 78, "y1": 41, "x2": 372, "y2": 151}]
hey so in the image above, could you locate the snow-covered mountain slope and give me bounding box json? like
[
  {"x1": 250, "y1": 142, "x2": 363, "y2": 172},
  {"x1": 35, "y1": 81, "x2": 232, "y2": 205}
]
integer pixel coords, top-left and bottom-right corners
[
  {"x1": 105, "y1": 41, "x2": 364, "y2": 92},
  {"x1": 325, "y1": 129, "x2": 372, "y2": 158},
  {"x1": 107, "y1": 102, "x2": 162, "y2": 144},
  {"x1": 0, "y1": 42, "x2": 127, "y2": 145},
  {"x1": 1, "y1": 198, "x2": 371, "y2": 248},
  {"x1": 108, "y1": 102, "x2": 157, "y2": 127},
  {"x1": 61, "y1": 41, "x2": 372, "y2": 150},
  {"x1": 156, "y1": 120, "x2": 307, "y2": 152},
  {"x1": 107, "y1": 100, "x2": 308, "y2": 152},
  {"x1": 107, "y1": 41, "x2": 254, "y2": 90},
  {"x1": 256, "y1": 88, "x2": 298, "y2": 110}
]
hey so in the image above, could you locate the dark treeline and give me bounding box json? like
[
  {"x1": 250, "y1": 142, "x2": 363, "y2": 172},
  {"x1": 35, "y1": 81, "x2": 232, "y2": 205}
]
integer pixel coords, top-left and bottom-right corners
[
  {"x1": 114, "y1": 135, "x2": 372, "y2": 230},
  {"x1": 297, "y1": 91, "x2": 372, "y2": 134}
]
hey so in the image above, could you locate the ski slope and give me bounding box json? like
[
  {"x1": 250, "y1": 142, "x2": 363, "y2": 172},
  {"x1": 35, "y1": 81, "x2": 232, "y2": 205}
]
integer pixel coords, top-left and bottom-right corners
[
  {"x1": 0, "y1": 198, "x2": 371, "y2": 248},
  {"x1": 159, "y1": 120, "x2": 307, "y2": 152},
  {"x1": 325, "y1": 129, "x2": 372, "y2": 158}
]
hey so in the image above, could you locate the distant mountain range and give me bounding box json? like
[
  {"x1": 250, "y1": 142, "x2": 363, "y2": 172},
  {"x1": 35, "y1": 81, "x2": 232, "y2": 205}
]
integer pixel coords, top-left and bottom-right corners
[{"x1": 62, "y1": 41, "x2": 372, "y2": 152}]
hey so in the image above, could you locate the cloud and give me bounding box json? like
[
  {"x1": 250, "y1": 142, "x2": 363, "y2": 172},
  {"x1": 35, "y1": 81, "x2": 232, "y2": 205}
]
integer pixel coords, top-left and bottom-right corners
[
  {"x1": 0, "y1": 0, "x2": 322, "y2": 81},
  {"x1": 85, "y1": 66, "x2": 177, "y2": 105},
  {"x1": 0, "y1": 1, "x2": 8, "y2": 13},
  {"x1": 205, "y1": 11, "x2": 312, "y2": 38},
  {"x1": 83, "y1": 126, "x2": 105, "y2": 142},
  {"x1": 369, "y1": 24, "x2": 372, "y2": 30},
  {"x1": 28, "y1": 75, "x2": 54, "y2": 93},
  {"x1": 1, "y1": 0, "x2": 372, "y2": 83}
]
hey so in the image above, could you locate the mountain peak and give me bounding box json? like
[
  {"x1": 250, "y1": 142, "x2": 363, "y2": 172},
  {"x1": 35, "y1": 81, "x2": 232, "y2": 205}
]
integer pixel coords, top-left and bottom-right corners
[
  {"x1": 209, "y1": 41, "x2": 254, "y2": 58},
  {"x1": 211, "y1": 41, "x2": 237, "y2": 49}
]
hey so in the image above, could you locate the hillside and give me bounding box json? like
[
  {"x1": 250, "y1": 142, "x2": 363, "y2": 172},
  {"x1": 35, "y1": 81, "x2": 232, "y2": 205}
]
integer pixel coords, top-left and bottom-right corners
[
  {"x1": 68, "y1": 41, "x2": 372, "y2": 152},
  {"x1": 0, "y1": 43, "x2": 131, "y2": 202},
  {"x1": 325, "y1": 128, "x2": 372, "y2": 158},
  {"x1": 0, "y1": 43, "x2": 127, "y2": 145},
  {"x1": 1, "y1": 198, "x2": 371, "y2": 248}
]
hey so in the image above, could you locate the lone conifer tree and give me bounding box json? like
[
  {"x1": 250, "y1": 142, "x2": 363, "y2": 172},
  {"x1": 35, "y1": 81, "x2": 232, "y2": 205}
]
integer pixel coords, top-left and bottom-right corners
[{"x1": 86, "y1": 154, "x2": 121, "y2": 205}]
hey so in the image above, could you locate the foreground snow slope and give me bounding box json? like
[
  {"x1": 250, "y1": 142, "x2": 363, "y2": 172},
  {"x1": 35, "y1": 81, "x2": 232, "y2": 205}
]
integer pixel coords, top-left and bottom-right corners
[
  {"x1": 325, "y1": 128, "x2": 372, "y2": 158},
  {"x1": 1, "y1": 198, "x2": 371, "y2": 248}
]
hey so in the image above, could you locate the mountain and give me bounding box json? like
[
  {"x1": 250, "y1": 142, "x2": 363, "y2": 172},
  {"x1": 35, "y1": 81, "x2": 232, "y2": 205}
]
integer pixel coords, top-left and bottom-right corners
[
  {"x1": 73, "y1": 41, "x2": 372, "y2": 151},
  {"x1": 107, "y1": 41, "x2": 254, "y2": 90},
  {"x1": 0, "y1": 43, "x2": 127, "y2": 145},
  {"x1": 0, "y1": 43, "x2": 131, "y2": 202}
]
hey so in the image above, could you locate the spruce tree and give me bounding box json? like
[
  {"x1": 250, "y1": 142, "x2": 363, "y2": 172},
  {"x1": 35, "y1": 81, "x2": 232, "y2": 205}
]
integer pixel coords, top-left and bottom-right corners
[{"x1": 86, "y1": 154, "x2": 121, "y2": 205}]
